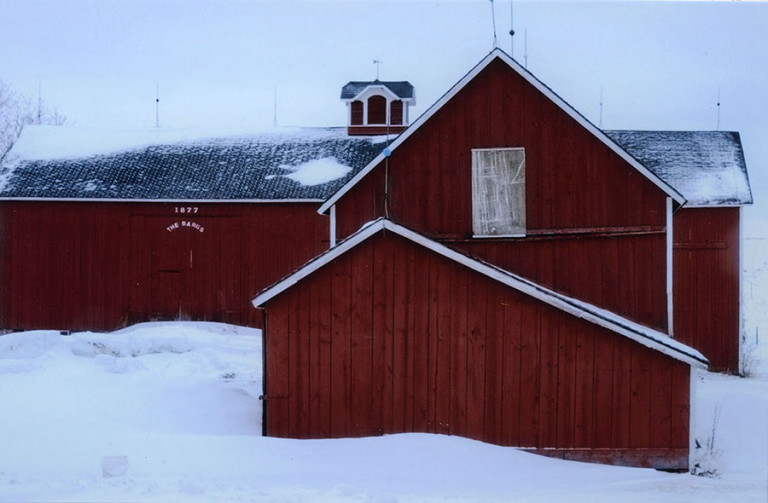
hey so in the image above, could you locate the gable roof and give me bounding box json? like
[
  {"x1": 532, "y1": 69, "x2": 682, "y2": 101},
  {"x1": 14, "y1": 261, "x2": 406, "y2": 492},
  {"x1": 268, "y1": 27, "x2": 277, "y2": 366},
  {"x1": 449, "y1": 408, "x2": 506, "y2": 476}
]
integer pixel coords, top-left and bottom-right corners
[
  {"x1": 606, "y1": 130, "x2": 752, "y2": 207},
  {"x1": 253, "y1": 218, "x2": 707, "y2": 369},
  {"x1": 341, "y1": 80, "x2": 415, "y2": 101},
  {"x1": 319, "y1": 49, "x2": 686, "y2": 214},
  {"x1": 0, "y1": 126, "x2": 387, "y2": 201}
]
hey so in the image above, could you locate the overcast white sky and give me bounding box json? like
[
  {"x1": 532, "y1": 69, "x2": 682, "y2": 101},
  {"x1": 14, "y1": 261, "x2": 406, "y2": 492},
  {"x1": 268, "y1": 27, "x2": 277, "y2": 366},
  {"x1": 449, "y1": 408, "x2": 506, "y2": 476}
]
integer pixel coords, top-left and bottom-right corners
[{"x1": 1, "y1": 0, "x2": 766, "y2": 227}]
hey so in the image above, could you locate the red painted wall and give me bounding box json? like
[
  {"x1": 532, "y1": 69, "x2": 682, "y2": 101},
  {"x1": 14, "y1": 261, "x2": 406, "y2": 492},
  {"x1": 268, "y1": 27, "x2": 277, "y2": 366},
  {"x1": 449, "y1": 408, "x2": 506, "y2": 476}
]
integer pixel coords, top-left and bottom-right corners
[
  {"x1": 333, "y1": 57, "x2": 669, "y2": 331},
  {"x1": 264, "y1": 232, "x2": 690, "y2": 469},
  {"x1": 452, "y1": 232, "x2": 668, "y2": 331},
  {"x1": 0, "y1": 201, "x2": 329, "y2": 331},
  {"x1": 335, "y1": 58, "x2": 667, "y2": 239},
  {"x1": 674, "y1": 207, "x2": 741, "y2": 372}
]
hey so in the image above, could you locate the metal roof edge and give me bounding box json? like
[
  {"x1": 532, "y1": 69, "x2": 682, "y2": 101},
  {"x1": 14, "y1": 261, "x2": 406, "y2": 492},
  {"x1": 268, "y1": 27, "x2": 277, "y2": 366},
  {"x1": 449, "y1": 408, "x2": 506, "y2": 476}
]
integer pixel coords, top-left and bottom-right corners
[
  {"x1": 252, "y1": 218, "x2": 387, "y2": 306},
  {"x1": 683, "y1": 202, "x2": 753, "y2": 209}
]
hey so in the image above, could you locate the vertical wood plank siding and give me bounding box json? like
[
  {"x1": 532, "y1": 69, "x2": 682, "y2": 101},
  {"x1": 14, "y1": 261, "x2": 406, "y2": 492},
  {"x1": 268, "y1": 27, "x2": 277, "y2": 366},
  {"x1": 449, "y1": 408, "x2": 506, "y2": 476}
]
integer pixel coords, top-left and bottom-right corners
[
  {"x1": 264, "y1": 232, "x2": 690, "y2": 469},
  {"x1": 0, "y1": 200, "x2": 328, "y2": 331},
  {"x1": 335, "y1": 58, "x2": 667, "y2": 239},
  {"x1": 674, "y1": 207, "x2": 741, "y2": 372},
  {"x1": 452, "y1": 233, "x2": 668, "y2": 331},
  {"x1": 333, "y1": 58, "x2": 669, "y2": 332}
]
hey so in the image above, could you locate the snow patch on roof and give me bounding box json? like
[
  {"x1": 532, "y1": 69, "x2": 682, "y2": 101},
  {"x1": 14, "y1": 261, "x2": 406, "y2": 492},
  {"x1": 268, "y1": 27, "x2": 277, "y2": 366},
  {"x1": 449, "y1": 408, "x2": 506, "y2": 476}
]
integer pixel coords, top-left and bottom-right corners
[
  {"x1": 281, "y1": 157, "x2": 351, "y2": 186},
  {"x1": 0, "y1": 125, "x2": 389, "y2": 200},
  {"x1": 607, "y1": 130, "x2": 752, "y2": 206}
]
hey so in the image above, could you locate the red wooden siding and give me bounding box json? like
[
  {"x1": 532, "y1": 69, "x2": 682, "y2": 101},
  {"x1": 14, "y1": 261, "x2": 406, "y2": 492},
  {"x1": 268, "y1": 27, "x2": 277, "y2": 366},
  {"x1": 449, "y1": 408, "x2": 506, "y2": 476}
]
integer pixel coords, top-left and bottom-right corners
[
  {"x1": 263, "y1": 232, "x2": 690, "y2": 469},
  {"x1": 452, "y1": 232, "x2": 668, "y2": 331},
  {"x1": 332, "y1": 59, "x2": 670, "y2": 331},
  {"x1": 335, "y1": 57, "x2": 667, "y2": 240},
  {"x1": 674, "y1": 207, "x2": 741, "y2": 372},
  {"x1": 0, "y1": 201, "x2": 328, "y2": 331},
  {"x1": 347, "y1": 125, "x2": 407, "y2": 136}
]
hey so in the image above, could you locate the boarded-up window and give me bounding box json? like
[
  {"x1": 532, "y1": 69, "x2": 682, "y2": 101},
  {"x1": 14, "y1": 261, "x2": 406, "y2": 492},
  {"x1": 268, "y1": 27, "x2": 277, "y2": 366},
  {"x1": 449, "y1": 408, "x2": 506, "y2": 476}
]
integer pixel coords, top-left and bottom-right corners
[
  {"x1": 390, "y1": 100, "x2": 403, "y2": 125},
  {"x1": 472, "y1": 148, "x2": 526, "y2": 236},
  {"x1": 350, "y1": 101, "x2": 363, "y2": 125},
  {"x1": 367, "y1": 95, "x2": 386, "y2": 124}
]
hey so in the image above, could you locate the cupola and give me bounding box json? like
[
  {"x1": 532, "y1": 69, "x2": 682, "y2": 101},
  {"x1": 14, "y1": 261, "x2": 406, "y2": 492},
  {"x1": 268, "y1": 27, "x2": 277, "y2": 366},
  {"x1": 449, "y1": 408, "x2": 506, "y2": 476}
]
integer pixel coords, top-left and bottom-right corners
[{"x1": 340, "y1": 80, "x2": 415, "y2": 136}]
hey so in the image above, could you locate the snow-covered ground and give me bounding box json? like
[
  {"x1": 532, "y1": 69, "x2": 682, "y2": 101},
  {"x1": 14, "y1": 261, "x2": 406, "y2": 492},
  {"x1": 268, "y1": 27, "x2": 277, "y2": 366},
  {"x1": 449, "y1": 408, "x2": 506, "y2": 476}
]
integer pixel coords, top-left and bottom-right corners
[{"x1": 0, "y1": 250, "x2": 766, "y2": 502}]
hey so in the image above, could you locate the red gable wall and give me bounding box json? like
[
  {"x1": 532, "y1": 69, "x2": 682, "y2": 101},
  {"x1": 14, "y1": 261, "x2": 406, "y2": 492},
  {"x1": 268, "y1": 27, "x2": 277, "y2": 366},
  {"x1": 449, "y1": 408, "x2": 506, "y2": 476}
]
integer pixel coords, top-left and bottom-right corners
[
  {"x1": 263, "y1": 231, "x2": 691, "y2": 469},
  {"x1": 335, "y1": 57, "x2": 667, "y2": 239},
  {"x1": 333, "y1": 57, "x2": 670, "y2": 331}
]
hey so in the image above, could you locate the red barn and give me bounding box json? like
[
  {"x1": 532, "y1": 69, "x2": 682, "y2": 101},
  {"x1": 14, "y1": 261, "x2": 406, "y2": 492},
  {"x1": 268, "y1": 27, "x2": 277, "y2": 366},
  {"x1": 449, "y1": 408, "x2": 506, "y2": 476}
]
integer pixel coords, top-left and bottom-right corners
[
  {"x1": 319, "y1": 50, "x2": 751, "y2": 373},
  {"x1": 254, "y1": 219, "x2": 705, "y2": 469},
  {"x1": 0, "y1": 48, "x2": 752, "y2": 468},
  {"x1": 605, "y1": 130, "x2": 751, "y2": 372},
  {"x1": 254, "y1": 49, "x2": 751, "y2": 468},
  {"x1": 0, "y1": 128, "x2": 386, "y2": 330}
]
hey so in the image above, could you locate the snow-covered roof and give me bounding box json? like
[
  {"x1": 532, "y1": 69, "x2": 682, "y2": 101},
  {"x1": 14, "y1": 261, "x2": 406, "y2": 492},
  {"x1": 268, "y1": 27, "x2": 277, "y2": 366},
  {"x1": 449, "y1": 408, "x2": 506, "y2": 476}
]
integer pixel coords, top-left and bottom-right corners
[
  {"x1": 340, "y1": 80, "x2": 414, "y2": 101},
  {"x1": 606, "y1": 130, "x2": 752, "y2": 207},
  {"x1": 253, "y1": 218, "x2": 708, "y2": 369},
  {"x1": 0, "y1": 126, "x2": 388, "y2": 201}
]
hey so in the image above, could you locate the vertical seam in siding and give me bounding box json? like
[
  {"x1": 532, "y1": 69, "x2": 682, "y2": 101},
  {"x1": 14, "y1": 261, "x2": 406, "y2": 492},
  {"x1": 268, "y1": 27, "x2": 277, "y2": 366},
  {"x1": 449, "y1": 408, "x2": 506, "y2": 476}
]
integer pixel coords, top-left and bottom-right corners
[
  {"x1": 370, "y1": 236, "x2": 376, "y2": 432},
  {"x1": 328, "y1": 266, "x2": 334, "y2": 437},
  {"x1": 738, "y1": 206, "x2": 744, "y2": 374},
  {"x1": 330, "y1": 205, "x2": 337, "y2": 248},
  {"x1": 688, "y1": 366, "x2": 697, "y2": 473},
  {"x1": 667, "y1": 197, "x2": 674, "y2": 336}
]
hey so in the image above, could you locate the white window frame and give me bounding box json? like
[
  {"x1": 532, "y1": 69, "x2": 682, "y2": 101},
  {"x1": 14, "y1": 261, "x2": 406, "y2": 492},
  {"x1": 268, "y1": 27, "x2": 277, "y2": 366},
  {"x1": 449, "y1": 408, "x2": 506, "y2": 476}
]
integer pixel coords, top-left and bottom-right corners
[{"x1": 471, "y1": 147, "x2": 526, "y2": 238}]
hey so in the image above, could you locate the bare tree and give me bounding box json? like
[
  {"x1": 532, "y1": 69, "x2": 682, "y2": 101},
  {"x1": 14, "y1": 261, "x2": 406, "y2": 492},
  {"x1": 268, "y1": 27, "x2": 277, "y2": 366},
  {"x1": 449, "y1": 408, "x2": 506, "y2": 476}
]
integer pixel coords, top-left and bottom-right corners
[{"x1": 0, "y1": 79, "x2": 66, "y2": 162}]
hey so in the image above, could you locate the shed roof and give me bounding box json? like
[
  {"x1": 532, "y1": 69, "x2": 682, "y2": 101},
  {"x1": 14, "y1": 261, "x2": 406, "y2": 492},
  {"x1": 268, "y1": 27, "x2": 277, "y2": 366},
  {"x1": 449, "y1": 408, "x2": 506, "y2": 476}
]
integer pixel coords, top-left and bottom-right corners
[
  {"x1": 606, "y1": 130, "x2": 752, "y2": 206},
  {"x1": 341, "y1": 80, "x2": 415, "y2": 101},
  {"x1": 0, "y1": 126, "x2": 388, "y2": 201},
  {"x1": 252, "y1": 218, "x2": 708, "y2": 369}
]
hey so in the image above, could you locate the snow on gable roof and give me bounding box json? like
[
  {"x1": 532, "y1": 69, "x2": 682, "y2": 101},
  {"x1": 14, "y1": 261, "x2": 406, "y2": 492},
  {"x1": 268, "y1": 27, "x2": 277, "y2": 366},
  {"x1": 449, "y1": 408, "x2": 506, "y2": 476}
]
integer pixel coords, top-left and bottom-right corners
[
  {"x1": 0, "y1": 126, "x2": 388, "y2": 201},
  {"x1": 319, "y1": 48, "x2": 685, "y2": 214},
  {"x1": 341, "y1": 80, "x2": 415, "y2": 101},
  {"x1": 606, "y1": 130, "x2": 752, "y2": 207},
  {"x1": 253, "y1": 218, "x2": 707, "y2": 369}
]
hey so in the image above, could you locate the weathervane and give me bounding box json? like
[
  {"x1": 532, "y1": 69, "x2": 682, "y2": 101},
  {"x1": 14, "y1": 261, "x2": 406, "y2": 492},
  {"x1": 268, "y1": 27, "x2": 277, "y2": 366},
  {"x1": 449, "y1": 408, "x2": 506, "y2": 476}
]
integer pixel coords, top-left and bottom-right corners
[{"x1": 373, "y1": 59, "x2": 382, "y2": 80}]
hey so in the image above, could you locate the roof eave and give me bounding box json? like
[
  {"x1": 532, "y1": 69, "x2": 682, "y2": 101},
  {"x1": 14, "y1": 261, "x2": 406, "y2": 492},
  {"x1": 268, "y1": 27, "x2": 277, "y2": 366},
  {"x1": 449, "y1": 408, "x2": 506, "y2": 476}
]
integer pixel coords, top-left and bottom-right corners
[{"x1": 0, "y1": 197, "x2": 327, "y2": 203}]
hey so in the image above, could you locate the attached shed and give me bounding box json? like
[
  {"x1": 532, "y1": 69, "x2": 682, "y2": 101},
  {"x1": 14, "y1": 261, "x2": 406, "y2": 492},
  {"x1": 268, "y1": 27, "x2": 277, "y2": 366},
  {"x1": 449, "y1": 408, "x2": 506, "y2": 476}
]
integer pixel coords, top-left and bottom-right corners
[
  {"x1": 254, "y1": 219, "x2": 707, "y2": 470},
  {"x1": 0, "y1": 127, "x2": 386, "y2": 331},
  {"x1": 608, "y1": 130, "x2": 752, "y2": 372}
]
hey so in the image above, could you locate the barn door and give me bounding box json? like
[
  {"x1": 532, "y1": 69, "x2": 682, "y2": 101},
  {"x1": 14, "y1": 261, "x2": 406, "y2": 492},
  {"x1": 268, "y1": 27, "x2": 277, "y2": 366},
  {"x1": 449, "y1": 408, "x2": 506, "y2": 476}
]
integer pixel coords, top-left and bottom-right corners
[
  {"x1": 155, "y1": 270, "x2": 183, "y2": 318},
  {"x1": 131, "y1": 212, "x2": 243, "y2": 324},
  {"x1": 148, "y1": 221, "x2": 190, "y2": 320}
]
